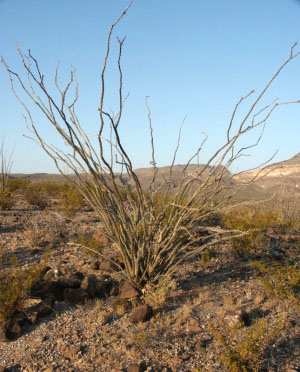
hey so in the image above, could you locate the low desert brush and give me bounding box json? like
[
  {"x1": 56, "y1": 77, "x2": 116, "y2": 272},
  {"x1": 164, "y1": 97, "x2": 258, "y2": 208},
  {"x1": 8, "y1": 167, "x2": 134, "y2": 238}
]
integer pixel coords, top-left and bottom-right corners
[
  {"x1": 251, "y1": 261, "x2": 300, "y2": 312},
  {"x1": 7, "y1": 178, "x2": 31, "y2": 192},
  {"x1": 0, "y1": 250, "x2": 47, "y2": 323},
  {"x1": 24, "y1": 185, "x2": 48, "y2": 209},
  {"x1": 0, "y1": 190, "x2": 14, "y2": 210},
  {"x1": 59, "y1": 186, "x2": 85, "y2": 217},
  {"x1": 223, "y1": 210, "x2": 280, "y2": 257},
  {"x1": 73, "y1": 234, "x2": 103, "y2": 256},
  {"x1": 143, "y1": 275, "x2": 177, "y2": 307},
  {"x1": 211, "y1": 318, "x2": 283, "y2": 372}
]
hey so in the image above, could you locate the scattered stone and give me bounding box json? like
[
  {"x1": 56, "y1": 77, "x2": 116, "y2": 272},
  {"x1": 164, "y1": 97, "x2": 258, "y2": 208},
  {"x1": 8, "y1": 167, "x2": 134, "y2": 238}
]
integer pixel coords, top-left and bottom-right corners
[
  {"x1": 111, "y1": 298, "x2": 131, "y2": 316},
  {"x1": 92, "y1": 232, "x2": 109, "y2": 245},
  {"x1": 58, "y1": 273, "x2": 83, "y2": 289},
  {"x1": 238, "y1": 310, "x2": 250, "y2": 326},
  {"x1": 129, "y1": 304, "x2": 153, "y2": 324},
  {"x1": 13, "y1": 311, "x2": 27, "y2": 326},
  {"x1": 91, "y1": 261, "x2": 100, "y2": 270},
  {"x1": 30, "y1": 280, "x2": 64, "y2": 301},
  {"x1": 64, "y1": 344, "x2": 81, "y2": 360},
  {"x1": 186, "y1": 325, "x2": 202, "y2": 334},
  {"x1": 119, "y1": 281, "x2": 139, "y2": 299},
  {"x1": 43, "y1": 268, "x2": 62, "y2": 281},
  {"x1": 63, "y1": 288, "x2": 89, "y2": 304},
  {"x1": 99, "y1": 312, "x2": 114, "y2": 326},
  {"x1": 100, "y1": 260, "x2": 119, "y2": 273},
  {"x1": 127, "y1": 363, "x2": 142, "y2": 372},
  {"x1": 81, "y1": 274, "x2": 97, "y2": 298},
  {"x1": 5, "y1": 319, "x2": 22, "y2": 341}
]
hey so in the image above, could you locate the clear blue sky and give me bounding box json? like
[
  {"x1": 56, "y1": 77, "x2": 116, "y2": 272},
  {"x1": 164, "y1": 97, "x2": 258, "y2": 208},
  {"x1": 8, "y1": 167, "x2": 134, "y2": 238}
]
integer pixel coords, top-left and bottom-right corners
[{"x1": 1, "y1": 0, "x2": 300, "y2": 174}]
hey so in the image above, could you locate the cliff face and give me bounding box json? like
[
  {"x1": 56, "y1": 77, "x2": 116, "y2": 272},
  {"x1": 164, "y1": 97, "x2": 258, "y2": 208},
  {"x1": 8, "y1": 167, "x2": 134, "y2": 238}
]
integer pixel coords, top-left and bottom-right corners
[{"x1": 235, "y1": 153, "x2": 300, "y2": 180}]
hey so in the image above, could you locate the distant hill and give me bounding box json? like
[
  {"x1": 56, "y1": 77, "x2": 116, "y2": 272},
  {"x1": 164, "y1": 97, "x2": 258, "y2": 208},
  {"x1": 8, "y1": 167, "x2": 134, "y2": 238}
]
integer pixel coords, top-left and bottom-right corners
[{"x1": 10, "y1": 152, "x2": 300, "y2": 200}]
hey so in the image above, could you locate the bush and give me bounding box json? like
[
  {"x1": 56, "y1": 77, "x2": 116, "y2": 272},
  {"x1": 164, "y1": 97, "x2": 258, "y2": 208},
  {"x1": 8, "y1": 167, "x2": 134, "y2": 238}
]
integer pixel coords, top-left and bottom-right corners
[
  {"x1": 0, "y1": 190, "x2": 15, "y2": 210},
  {"x1": 223, "y1": 210, "x2": 280, "y2": 258},
  {"x1": 211, "y1": 318, "x2": 283, "y2": 372},
  {"x1": 251, "y1": 261, "x2": 300, "y2": 312},
  {"x1": 59, "y1": 186, "x2": 85, "y2": 217},
  {"x1": 7, "y1": 178, "x2": 31, "y2": 192},
  {"x1": 24, "y1": 186, "x2": 48, "y2": 210},
  {"x1": 0, "y1": 251, "x2": 46, "y2": 323}
]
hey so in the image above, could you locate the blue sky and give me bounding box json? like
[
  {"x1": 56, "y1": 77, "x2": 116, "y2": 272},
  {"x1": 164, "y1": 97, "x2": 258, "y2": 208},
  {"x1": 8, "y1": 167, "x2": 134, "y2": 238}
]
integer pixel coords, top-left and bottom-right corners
[{"x1": 1, "y1": 0, "x2": 300, "y2": 174}]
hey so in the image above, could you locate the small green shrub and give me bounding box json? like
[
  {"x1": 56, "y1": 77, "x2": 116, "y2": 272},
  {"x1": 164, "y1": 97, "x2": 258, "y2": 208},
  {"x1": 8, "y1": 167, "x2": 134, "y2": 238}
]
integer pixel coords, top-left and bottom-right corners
[
  {"x1": 211, "y1": 318, "x2": 283, "y2": 372},
  {"x1": 74, "y1": 234, "x2": 103, "y2": 256},
  {"x1": 223, "y1": 210, "x2": 280, "y2": 258},
  {"x1": 0, "y1": 190, "x2": 15, "y2": 210},
  {"x1": 7, "y1": 178, "x2": 31, "y2": 192},
  {"x1": 59, "y1": 186, "x2": 85, "y2": 217},
  {"x1": 251, "y1": 261, "x2": 300, "y2": 312},
  {"x1": 200, "y1": 247, "x2": 217, "y2": 267},
  {"x1": 24, "y1": 186, "x2": 48, "y2": 209},
  {"x1": 0, "y1": 251, "x2": 46, "y2": 323}
]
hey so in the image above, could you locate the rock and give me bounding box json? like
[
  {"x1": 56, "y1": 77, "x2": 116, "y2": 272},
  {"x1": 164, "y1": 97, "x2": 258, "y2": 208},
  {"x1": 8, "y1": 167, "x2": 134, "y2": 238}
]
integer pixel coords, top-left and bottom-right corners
[
  {"x1": 26, "y1": 298, "x2": 55, "y2": 324},
  {"x1": 0, "y1": 322, "x2": 7, "y2": 342},
  {"x1": 43, "y1": 367, "x2": 54, "y2": 372},
  {"x1": 35, "y1": 298, "x2": 55, "y2": 317},
  {"x1": 129, "y1": 304, "x2": 153, "y2": 324},
  {"x1": 91, "y1": 261, "x2": 100, "y2": 270},
  {"x1": 81, "y1": 275, "x2": 97, "y2": 298},
  {"x1": 43, "y1": 268, "x2": 62, "y2": 281},
  {"x1": 196, "y1": 337, "x2": 212, "y2": 352},
  {"x1": 127, "y1": 364, "x2": 142, "y2": 372},
  {"x1": 92, "y1": 232, "x2": 109, "y2": 246},
  {"x1": 110, "y1": 284, "x2": 119, "y2": 297},
  {"x1": 100, "y1": 260, "x2": 119, "y2": 273},
  {"x1": 6, "y1": 319, "x2": 22, "y2": 341},
  {"x1": 58, "y1": 273, "x2": 83, "y2": 289},
  {"x1": 64, "y1": 344, "x2": 81, "y2": 360},
  {"x1": 119, "y1": 281, "x2": 139, "y2": 299},
  {"x1": 238, "y1": 310, "x2": 250, "y2": 326},
  {"x1": 13, "y1": 311, "x2": 28, "y2": 326},
  {"x1": 27, "y1": 312, "x2": 38, "y2": 325},
  {"x1": 99, "y1": 312, "x2": 113, "y2": 326},
  {"x1": 186, "y1": 325, "x2": 202, "y2": 334},
  {"x1": 224, "y1": 310, "x2": 249, "y2": 328},
  {"x1": 111, "y1": 298, "x2": 131, "y2": 316},
  {"x1": 30, "y1": 280, "x2": 64, "y2": 301},
  {"x1": 63, "y1": 288, "x2": 89, "y2": 304}
]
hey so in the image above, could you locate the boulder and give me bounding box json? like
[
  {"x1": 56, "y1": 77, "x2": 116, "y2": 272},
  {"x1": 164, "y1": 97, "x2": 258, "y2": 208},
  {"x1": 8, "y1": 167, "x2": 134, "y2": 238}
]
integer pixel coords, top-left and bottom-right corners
[
  {"x1": 129, "y1": 304, "x2": 153, "y2": 324},
  {"x1": 111, "y1": 298, "x2": 131, "y2": 316},
  {"x1": 100, "y1": 260, "x2": 119, "y2": 273},
  {"x1": 63, "y1": 288, "x2": 89, "y2": 304},
  {"x1": 81, "y1": 275, "x2": 97, "y2": 298},
  {"x1": 119, "y1": 281, "x2": 139, "y2": 299}
]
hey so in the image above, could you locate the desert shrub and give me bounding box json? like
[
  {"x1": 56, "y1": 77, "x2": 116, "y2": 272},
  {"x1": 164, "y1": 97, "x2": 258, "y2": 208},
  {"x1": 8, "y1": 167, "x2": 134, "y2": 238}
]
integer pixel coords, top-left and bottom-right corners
[
  {"x1": 223, "y1": 210, "x2": 280, "y2": 258},
  {"x1": 37, "y1": 181, "x2": 70, "y2": 196},
  {"x1": 211, "y1": 318, "x2": 283, "y2": 372},
  {"x1": 59, "y1": 186, "x2": 85, "y2": 217},
  {"x1": 4, "y1": 4, "x2": 300, "y2": 290},
  {"x1": 24, "y1": 185, "x2": 48, "y2": 209},
  {"x1": 200, "y1": 247, "x2": 217, "y2": 267},
  {"x1": 0, "y1": 190, "x2": 15, "y2": 210},
  {"x1": 7, "y1": 178, "x2": 31, "y2": 192},
  {"x1": 251, "y1": 261, "x2": 300, "y2": 312},
  {"x1": 0, "y1": 251, "x2": 46, "y2": 323},
  {"x1": 74, "y1": 234, "x2": 103, "y2": 256},
  {"x1": 143, "y1": 275, "x2": 177, "y2": 307}
]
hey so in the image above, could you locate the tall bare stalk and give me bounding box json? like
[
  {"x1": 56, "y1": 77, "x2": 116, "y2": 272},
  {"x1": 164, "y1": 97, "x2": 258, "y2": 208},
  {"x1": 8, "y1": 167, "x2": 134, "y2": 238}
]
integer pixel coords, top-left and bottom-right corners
[
  {"x1": 2, "y1": 1, "x2": 300, "y2": 289},
  {"x1": 0, "y1": 136, "x2": 14, "y2": 192}
]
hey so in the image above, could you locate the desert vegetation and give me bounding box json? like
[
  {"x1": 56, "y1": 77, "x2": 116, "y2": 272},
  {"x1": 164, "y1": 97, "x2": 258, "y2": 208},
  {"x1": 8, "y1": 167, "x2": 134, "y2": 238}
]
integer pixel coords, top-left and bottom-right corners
[{"x1": 0, "y1": 1, "x2": 300, "y2": 371}]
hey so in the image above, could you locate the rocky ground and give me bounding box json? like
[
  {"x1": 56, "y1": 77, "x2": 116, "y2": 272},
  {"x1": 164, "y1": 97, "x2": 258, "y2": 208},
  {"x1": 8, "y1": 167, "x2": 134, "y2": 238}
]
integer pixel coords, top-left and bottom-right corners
[{"x1": 0, "y1": 195, "x2": 300, "y2": 372}]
